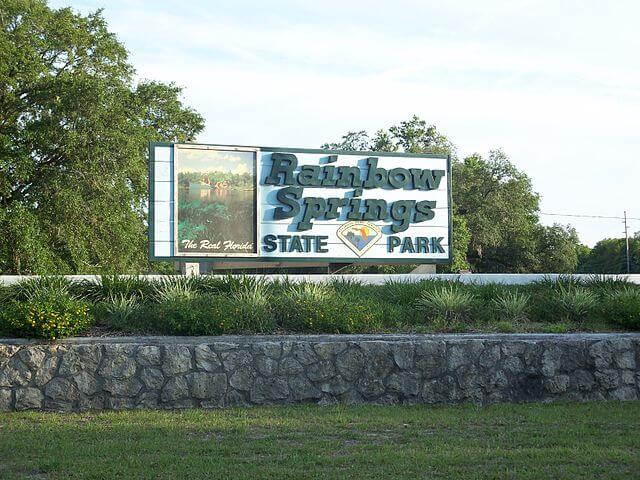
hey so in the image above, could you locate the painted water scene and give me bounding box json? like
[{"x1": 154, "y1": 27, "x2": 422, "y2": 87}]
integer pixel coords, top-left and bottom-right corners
[{"x1": 176, "y1": 147, "x2": 256, "y2": 255}]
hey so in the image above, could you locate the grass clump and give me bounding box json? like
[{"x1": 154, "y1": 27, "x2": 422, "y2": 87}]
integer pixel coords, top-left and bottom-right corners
[
  {"x1": 600, "y1": 287, "x2": 640, "y2": 330},
  {"x1": 416, "y1": 285, "x2": 476, "y2": 331},
  {"x1": 554, "y1": 285, "x2": 597, "y2": 323},
  {"x1": 492, "y1": 290, "x2": 530, "y2": 322}
]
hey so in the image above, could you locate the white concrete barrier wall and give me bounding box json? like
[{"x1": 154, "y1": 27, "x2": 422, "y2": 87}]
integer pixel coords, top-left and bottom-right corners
[{"x1": 1, "y1": 273, "x2": 640, "y2": 286}]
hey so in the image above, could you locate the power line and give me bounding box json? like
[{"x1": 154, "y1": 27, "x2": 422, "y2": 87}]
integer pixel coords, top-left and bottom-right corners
[{"x1": 539, "y1": 212, "x2": 640, "y2": 221}]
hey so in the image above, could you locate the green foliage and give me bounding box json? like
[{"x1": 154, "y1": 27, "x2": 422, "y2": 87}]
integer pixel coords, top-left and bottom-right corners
[
  {"x1": 554, "y1": 285, "x2": 597, "y2": 322},
  {"x1": 77, "y1": 275, "x2": 157, "y2": 302},
  {"x1": 1, "y1": 294, "x2": 92, "y2": 339},
  {"x1": 600, "y1": 287, "x2": 640, "y2": 329},
  {"x1": 8, "y1": 275, "x2": 73, "y2": 301},
  {"x1": 0, "y1": 2, "x2": 204, "y2": 274},
  {"x1": 578, "y1": 234, "x2": 640, "y2": 274},
  {"x1": 130, "y1": 294, "x2": 275, "y2": 336},
  {"x1": 416, "y1": 285, "x2": 476, "y2": 323},
  {"x1": 536, "y1": 224, "x2": 582, "y2": 273},
  {"x1": 491, "y1": 291, "x2": 530, "y2": 322},
  {"x1": 153, "y1": 276, "x2": 198, "y2": 302},
  {"x1": 275, "y1": 295, "x2": 384, "y2": 333},
  {"x1": 95, "y1": 294, "x2": 139, "y2": 330}
]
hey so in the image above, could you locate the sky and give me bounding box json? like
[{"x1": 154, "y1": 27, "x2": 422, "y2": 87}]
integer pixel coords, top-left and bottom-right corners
[{"x1": 51, "y1": 0, "x2": 640, "y2": 246}]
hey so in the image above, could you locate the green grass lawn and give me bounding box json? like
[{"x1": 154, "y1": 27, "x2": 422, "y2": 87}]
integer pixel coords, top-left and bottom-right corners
[{"x1": 1, "y1": 402, "x2": 639, "y2": 479}]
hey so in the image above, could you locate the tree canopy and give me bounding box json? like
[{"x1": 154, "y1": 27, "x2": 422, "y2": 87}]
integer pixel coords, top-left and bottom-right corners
[{"x1": 0, "y1": 1, "x2": 204, "y2": 273}]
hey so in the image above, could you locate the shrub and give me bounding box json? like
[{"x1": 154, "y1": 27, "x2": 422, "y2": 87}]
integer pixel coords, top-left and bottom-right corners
[
  {"x1": 95, "y1": 294, "x2": 140, "y2": 330},
  {"x1": 600, "y1": 287, "x2": 640, "y2": 330},
  {"x1": 10, "y1": 276, "x2": 73, "y2": 301},
  {"x1": 153, "y1": 276, "x2": 198, "y2": 302},
  {"x1": 76, "y1": 275, "x2": 156, "y2": 302},
  {"x1": 554, "y1": 286, "x2": 597, "y2": 322},
  {"x1": 416, "y1": 285, "x2": 476, "y2": 322},
  {"x1": 1, "y1": 294, "x2": 92, "y2": 340},
  {"x1": 131, "y1": 294, "x2": 275, "y2": 335},
  {"x1": 275, "y1": 296, "x2": 384, "y2": 333},
  {"x1": 491, "y1": 291, "x2": 530, "y2": 322}
]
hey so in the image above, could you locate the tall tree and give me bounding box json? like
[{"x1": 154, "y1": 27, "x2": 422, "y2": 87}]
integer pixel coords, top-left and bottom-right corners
[
  {"x1": 453, "y1": 150, "x2": 540, "y2": 272},
  {"x1": 578, "y1": 234, "x2": 640, "y2": 273},
  {"x1": 0, "y1": 1, "x2": 204, "y2": 273},
  {"x1": 535, "y1": 223, "x2": 582, "y2": 273}
]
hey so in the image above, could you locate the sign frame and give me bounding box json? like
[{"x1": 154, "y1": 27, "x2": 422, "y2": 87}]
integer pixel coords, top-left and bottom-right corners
[{"x1": 149, "y1": 142, "x2": 453, "y2": 265}]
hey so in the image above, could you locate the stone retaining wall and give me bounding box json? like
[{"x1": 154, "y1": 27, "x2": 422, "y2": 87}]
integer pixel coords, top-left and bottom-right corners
[{"x1": 1, "y1": 334, "x2": 639, "y2": 411}]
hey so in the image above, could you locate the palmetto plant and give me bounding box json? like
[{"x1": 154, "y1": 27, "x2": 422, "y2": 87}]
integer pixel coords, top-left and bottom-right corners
[
  {"x1": 492, "y1": 291, "x2": 530, "y2": 322},
  {"x1": 555, "y1": 285, "x2": 597, "y2": 322},
  {"x1": 154, "y1": 276, "x2": 198, "y2": 302},
  {"x1": 416, "y1": 285, "x2": 476, "y2": 321}
]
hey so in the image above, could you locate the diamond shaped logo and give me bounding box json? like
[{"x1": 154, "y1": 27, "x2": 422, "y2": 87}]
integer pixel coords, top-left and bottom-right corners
[{"x1": 337, "y1": 221, "x2": 382, "y2": 257}]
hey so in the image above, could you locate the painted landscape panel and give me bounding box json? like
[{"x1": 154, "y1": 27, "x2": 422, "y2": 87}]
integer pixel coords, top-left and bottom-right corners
[{"x1": 176, "y1": 148, "x2": 256, "y2": 255}]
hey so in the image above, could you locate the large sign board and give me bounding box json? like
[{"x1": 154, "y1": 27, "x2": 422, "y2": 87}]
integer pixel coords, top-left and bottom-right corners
[{"x1": 149, "y1": 143, "x2": 451, "y2": 264}]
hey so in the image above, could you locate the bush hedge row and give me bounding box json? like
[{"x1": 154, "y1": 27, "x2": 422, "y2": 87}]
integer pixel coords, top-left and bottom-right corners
[{"x1": 0, "y1": 275, "x2": 639, "y2": 339}]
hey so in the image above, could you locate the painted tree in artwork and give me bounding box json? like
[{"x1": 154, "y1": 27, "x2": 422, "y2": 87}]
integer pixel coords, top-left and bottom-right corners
[{"x1": 0, "y1": 1, "x2": 204, "y2": 273}]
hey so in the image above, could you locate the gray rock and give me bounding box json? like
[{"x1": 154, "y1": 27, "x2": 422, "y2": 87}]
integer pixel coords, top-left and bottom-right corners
[
  {"x1": 0, "y1": 357, "x2": 32, "y2": 387},
  {"x1": 415, "y1": 354, "x2": 446, "y2": 379},
  {"x1": 289, "y1": 374, "x2": 321, "y2": 400},
  {"x1": 0, "y1": 389, "x2": 12, "y2": 411},
  {"x1": 318, "y1": 375, "x2": 351, "y2": 395},
  {"x1": 162, "y1": 346, "x2": 192, "y2": 376},
  {"x1": 105, "y1": 397, "x2": 136, "y2": 410},
  {"x1": 15, "y1": 387, "x2": 44, "y2": 410},
  {"x1": 609, "y1": 386, "x2": 637, "y2": 401},
  {"x1": 140, "y1": 367, "x2": 165, "y2": 390},
  {"x1": 194, "y1": 345, "x2": 222, "y2": 372},
  {"x1": 73, "y1": 371, "x2": 99, "y2": 396},
  {"x1": 541, "y1": 346, "x2": 563, "y2": 377},
  {"x1": 392, "y1": 343, "x2": 415, "y2": 370},
  {"x1": 250, "y1": 377, "x2": 289, "y2": 403},
  {"x1": 620, "y1": 370, "x2": 635, "y2": 385},
  {"x1": 422, "y1": 376, "x2": 460, "y2": 403},
  {"x1": 356, "y1": 378, "x2": 386, "y2": 398},
  {"x1": 335, "y1": 348, "x2": 364, "y2": 381},
  {"x1": 595, "y1": 370, "x2": 619, "y2": 390},
  {"x1": 161, "y1": 376, "x2": 189, "y2": 402},
  {"x1": 291, "y1": 343, "x2": 317, "y2": 366},
  {"x1": 229, "y1": 366, "x2": 255, "y2": 391},
  {"x1": 614, "y1": 350, "x2": 636, "y2": 370},
  {"x1": 415, "y1": 341, "x2": 445, "y2": 356},
  {"x1": 385, "y1": 372, "x2": 420, "y2": 396},
  {"x1": 99, "y1": 354, "x2": 137, "y2": 379},
  {"x1": 136, "y1": 346, "x2": 161, "y2": 366},
  {"x1": 59, "y1": 345, "x2": 101, "y2": 375},
  {"x1": 572, "y1": 370, "x2": 595, "y2": 391},
  {"x1": 479, "y1": 344, "x2": 501, "y2": 368},
  {"x1": 313, "y1": 342, "x2": 347, "y2": 360},
  {"x1": 589, "y1": 341, "x2": 614, "y2": 369},
  {"x1": 544, "y1": 375, "x2": 570, "y2": 394},
  {"x1": 361, "y1": 342, "x2": 393, "y2": 378},
  {"x1": 502, "y1": 357, "x2": 524, "y2": 374},
  {"x1": 306, "y1": 360, "x2": 336, "y2": 382},
  {"x1": 221, "y1": 390, "x2": 247, "y2": 407},
  {"x1": 187, "y1": 372, "x2": 227, "y2": 400},
  {"x1": 255, "y1": 355, "x2": 278, "y2": 377},
  {"x1": 17, "y1": 347, "x2": 46, "y2": 370},
  {"x1": 486, "y1": 369, "x2": 509, "y2": 389},
  {"x1": 45, "y1": 377, "x2": 80, "y2": 402},
  {"x1": 103, "y1": 377, "x2": 142, "y2": 397},
  {"x1": 135, "y1": 391, "x2": 159, "y2": 409},
  {"x1": 221, "y1": 350, "x2": 253, "y2": 370},
  {"x1": 447, "y1": 344, "x2": 471, "y2": 370},
  {"x1": 252, "y1": 342, "x2": 282, "y2": 359},
  {"x1": 279, "y1": 357, "x2": 304, "y2": 376},
  {"x1": 33, "y1": 356, "x2": 59, "y2": 387}
]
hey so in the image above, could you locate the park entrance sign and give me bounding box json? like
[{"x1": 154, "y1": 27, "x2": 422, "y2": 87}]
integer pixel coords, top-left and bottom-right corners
[{"x1": 149, "y1": 143, "x2": 451, "y2": 264}]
